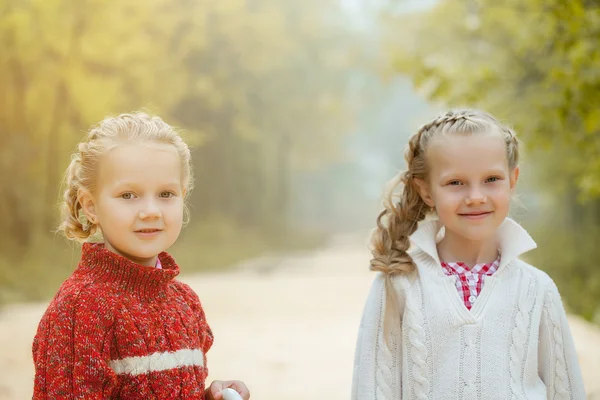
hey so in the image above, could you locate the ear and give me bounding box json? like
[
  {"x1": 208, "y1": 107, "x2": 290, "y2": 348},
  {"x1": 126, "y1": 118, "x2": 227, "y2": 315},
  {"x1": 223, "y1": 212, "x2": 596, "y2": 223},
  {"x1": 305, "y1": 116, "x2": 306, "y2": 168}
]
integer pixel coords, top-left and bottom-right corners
[
  {"x1": 509, "y1": 166, "x2": 520, "y2": 192},
  {"x1": 78, "y1": 189, "x2": 98, "y2": 224},
  {"x1": 413, "y1": 178, "x2": 435, "y2": 208}
]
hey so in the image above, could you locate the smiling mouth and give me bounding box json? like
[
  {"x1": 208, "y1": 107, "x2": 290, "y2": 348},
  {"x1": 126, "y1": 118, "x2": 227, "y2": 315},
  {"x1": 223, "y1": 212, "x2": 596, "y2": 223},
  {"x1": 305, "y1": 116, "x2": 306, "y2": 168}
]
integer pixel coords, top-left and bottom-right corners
[
  {"x1": 135, "y1": 229, "x2": 162, "y2": 233},
  {"x1": 459, "y1": 211, "x2": 492, "y2": 216}
]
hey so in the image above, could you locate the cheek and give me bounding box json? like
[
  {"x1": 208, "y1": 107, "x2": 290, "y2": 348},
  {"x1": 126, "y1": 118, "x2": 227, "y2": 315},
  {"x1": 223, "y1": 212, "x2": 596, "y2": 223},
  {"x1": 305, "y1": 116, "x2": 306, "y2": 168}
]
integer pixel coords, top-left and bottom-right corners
[
  {"x1": 96, "y1": 198, "x2": 116, "y2": 217},
  {"x1": 103, "y1": 199, "x2": 133, "y2": 217},
  {"x1": 433, "y1": 188, "x2": 463, "y2": 207},
  {"x1": 97, "y1": 200, "x2": 138, "y2": 229},
  {"x1": 164, "y1": 200, "x2": 185, "y2": 223},
  {"x1": 489, "y1": 185, "x2": 512, "y2": 203}
]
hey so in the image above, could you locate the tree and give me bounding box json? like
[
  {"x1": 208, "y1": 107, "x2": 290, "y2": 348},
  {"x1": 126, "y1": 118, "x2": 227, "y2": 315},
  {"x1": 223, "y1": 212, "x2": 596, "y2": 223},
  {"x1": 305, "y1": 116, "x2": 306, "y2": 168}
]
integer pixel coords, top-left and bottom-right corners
[
  {"x1": 0, "y1": 0, "x2": 362, "y2": 301},
  {"x1": 381, "y1": 0, "x2": 600, "y2": 320}
]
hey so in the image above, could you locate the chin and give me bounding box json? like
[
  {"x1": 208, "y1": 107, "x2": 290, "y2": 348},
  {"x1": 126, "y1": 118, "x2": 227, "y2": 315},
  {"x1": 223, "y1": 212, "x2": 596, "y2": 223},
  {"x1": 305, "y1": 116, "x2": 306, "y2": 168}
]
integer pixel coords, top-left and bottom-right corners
[
  {"x1": 444, "y1": 223, "x2": 491, "y2": 240},
  {"x1": 134, "y1": 248, "x2": 166, "y2": 259},
  {"x1": 120, "y1": 244, "x2": 164, "y2": 260},
  {"x1": 464, "y1": 228, "x2": 497, "y2": 242}
]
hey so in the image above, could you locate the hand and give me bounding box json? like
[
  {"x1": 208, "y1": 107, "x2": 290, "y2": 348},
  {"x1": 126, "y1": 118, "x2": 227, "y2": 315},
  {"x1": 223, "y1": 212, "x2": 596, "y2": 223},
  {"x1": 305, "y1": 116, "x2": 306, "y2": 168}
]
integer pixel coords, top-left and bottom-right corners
[{"x1": 205, "y1": 380, "x2": 250, "y2": 400}]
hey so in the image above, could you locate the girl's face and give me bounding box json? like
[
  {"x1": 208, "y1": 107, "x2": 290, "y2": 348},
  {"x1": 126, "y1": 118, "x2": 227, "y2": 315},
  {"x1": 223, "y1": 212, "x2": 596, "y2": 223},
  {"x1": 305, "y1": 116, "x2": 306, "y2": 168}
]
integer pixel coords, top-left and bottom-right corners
[
  {"x1": 81, "y1": 142, "x2": 185, "y2": 266},
  {"x1": 416, "y1": 133, "x2": 519, "y2": 244}
]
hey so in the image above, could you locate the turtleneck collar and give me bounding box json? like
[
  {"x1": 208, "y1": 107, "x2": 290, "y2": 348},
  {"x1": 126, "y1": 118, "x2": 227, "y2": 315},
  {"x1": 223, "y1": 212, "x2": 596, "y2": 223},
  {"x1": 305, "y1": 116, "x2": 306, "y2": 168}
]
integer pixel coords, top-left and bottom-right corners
[{"x1": 75, "y1": 242, "x2": 180, "y2": 298}]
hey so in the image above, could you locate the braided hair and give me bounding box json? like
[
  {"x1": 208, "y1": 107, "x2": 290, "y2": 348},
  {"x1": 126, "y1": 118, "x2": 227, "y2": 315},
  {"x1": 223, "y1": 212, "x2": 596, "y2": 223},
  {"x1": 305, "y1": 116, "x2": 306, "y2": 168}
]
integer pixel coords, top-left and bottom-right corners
[{"x1": 370, "y1": 109, "x2": 520, "y2": 340}]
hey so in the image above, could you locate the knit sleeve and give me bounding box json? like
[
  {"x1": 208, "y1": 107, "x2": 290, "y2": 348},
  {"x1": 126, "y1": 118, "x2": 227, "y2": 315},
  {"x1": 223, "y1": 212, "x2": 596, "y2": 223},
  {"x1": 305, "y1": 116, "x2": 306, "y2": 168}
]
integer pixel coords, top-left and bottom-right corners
[
  {"x1": 351, "y1": 273, "x2": 404, "y2": 400},
  {"x1": 32, "y1": 287, "x2": 117, "y2": 399},
  {"x1": 538, "y1": 280, "x2": 586, "y2": 400},
  {"x1": 174, "y1": 282, "x2": 214, "y2": 353}
]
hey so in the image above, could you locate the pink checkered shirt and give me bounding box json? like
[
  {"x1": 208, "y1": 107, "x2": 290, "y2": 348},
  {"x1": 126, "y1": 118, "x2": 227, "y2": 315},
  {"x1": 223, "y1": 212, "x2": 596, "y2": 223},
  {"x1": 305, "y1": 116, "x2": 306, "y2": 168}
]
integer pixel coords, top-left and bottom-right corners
[{"x1": 441, "y1": 256, "x2": 500, "y2": 310}]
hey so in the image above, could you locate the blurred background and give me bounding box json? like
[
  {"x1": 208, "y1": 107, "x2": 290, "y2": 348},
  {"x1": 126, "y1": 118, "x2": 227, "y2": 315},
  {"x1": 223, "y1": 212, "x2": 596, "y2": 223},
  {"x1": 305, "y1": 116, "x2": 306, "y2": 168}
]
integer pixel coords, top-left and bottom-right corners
[
  {"x1": 0, "y1": 0, "x2": 599, "y2": 398},
  {"x1": 0, "y1": 0, "x2": 443, "y2": 304}
]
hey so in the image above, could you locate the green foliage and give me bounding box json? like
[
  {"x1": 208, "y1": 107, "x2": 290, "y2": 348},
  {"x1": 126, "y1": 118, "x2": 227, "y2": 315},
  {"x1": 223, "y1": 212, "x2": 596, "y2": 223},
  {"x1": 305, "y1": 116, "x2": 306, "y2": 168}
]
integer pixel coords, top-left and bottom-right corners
[
  {"x1": 0, "y1": 0, "x2": 360, "y2": 301},
  {"x1": 383, "y1": 0, "x2": 600, "y2": 320},
  {"x1": 385, "y1": 0, "x2": 600, "y2": 198},
  {"x1": 528, "y1": 198, "x2": 600, "y2": 322}
]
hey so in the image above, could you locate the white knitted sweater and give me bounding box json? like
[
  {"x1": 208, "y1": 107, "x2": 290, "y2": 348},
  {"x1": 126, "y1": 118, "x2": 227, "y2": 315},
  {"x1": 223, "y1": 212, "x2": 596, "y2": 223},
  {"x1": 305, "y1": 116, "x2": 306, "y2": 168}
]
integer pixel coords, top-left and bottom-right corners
[{"x1": 351, "y1": 218, "x2": 586, "y2": 400}]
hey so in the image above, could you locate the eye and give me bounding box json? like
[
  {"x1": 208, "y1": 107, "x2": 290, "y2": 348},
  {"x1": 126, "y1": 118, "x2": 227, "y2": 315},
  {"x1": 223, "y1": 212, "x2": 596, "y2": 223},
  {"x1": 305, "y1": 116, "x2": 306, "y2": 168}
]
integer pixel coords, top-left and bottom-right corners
[
  {"x1": 447, "y1": 180, "x2": 462, "y2": 186},
  {"x1": 486, "y1": 176, "x2": 502, "y2": 183},
  {"x1": 120, "y1": 192, "x2": 135, "y2": 200},
  {"x1": 159, "y1": 191, "x2": 176, "y2": 198}
]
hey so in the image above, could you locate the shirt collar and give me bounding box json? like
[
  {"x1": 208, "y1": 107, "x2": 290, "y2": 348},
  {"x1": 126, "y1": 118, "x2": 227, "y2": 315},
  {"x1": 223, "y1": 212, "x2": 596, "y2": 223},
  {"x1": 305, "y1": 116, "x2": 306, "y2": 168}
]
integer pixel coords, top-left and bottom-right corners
[
  {"x1": 442, "y1": 255, "x2": 501, "y2": 275},
  {"x1": 407, "y1": 217, "x2": 537, "y2": 271}
]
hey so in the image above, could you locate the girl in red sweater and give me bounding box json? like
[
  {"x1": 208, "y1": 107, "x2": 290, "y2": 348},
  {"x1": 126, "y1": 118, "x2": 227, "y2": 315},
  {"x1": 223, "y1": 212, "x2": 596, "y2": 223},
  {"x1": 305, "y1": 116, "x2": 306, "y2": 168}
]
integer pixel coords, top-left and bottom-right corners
[{"x1": 32, "y1": 112, "x2": 250, "y2": 400}]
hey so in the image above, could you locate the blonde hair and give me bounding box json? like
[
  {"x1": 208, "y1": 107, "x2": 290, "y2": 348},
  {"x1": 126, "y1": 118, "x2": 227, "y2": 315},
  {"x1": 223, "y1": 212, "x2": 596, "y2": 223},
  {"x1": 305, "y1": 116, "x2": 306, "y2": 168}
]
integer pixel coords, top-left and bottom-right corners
[
  {"x1": 58, "y1": 111, "x2": 193, "y2": 242},
  {"x1": 370, "y1": 108, "x2": 519, "y2": 339}
]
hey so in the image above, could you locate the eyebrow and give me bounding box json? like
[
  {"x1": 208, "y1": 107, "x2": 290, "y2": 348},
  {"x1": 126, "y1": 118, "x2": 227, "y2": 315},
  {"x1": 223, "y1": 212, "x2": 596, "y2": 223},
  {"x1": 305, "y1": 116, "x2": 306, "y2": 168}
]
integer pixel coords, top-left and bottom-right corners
[
  {"x1": 438, "y1": 169, "x2": 507, "y2": 181},
  {"x1": 112, "y1": 181, "x2": 182, "y2": 189}
]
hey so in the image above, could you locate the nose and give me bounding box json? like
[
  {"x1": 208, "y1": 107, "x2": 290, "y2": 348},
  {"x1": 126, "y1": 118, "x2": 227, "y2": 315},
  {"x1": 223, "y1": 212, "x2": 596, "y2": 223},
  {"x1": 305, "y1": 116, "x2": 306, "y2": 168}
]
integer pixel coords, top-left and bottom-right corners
[
  {"x1": 138, "y1": 198, "x2": 161, "y2": 220},
  {"x1": 465, "y1": 185, "x2": 487, "y2": 205}
]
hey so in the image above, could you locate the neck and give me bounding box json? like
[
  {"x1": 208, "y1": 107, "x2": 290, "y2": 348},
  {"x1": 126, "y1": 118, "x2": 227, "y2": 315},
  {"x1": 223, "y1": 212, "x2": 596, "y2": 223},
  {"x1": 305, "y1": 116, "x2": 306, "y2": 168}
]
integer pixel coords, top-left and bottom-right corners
[
  {"x1": 104, "y1": 240, "x2": 158, "y2": 267},
  {"x1": 78, "y1": 243, "x2": 180, "y2": 299},
  {"x1": 437, "y1": 229, "x2": 498, "y2": 267}
]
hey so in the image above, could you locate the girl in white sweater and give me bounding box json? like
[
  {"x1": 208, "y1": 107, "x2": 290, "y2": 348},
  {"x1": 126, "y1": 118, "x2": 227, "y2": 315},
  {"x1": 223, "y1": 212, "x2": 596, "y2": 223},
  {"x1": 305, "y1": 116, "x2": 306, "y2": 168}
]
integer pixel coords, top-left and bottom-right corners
[{"x1": 351, "y1": 109, "x2": 586, "y2": 399}]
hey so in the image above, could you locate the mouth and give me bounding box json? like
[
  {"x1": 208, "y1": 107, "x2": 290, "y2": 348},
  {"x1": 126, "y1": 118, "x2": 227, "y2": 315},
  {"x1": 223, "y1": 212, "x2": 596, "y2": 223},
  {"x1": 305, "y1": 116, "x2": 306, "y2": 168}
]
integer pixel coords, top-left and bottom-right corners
[
  {"x1": 134, "y1": 228, "x2": 163, "y2": 233},
  {"x1": 458, "y1": 211, "x2": 492, "y2": 218}
]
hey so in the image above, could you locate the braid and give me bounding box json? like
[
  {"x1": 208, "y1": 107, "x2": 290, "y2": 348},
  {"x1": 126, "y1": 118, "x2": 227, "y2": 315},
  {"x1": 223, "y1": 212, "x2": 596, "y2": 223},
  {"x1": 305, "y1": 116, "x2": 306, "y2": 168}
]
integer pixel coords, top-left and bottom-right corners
[
  {"x1": 370, "y1": 129, "x2": 430, "y2": 275},
  {"x1": 504, "y1": 127, "x2": 520, "y2": 168},
  {"x1": 370, "y1": 127, "x2": 430, "y2": 343},
  {"x1": 370, "y1": 108, "x2": 520, "y2": 343}
]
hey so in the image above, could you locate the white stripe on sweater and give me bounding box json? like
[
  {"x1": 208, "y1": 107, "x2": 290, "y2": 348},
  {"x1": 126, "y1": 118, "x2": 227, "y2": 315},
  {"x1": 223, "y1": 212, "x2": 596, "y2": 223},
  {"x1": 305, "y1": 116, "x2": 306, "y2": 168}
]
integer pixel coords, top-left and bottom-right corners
[{"x1": 109, "y1": 348, "x2": 205, "y2": 376}]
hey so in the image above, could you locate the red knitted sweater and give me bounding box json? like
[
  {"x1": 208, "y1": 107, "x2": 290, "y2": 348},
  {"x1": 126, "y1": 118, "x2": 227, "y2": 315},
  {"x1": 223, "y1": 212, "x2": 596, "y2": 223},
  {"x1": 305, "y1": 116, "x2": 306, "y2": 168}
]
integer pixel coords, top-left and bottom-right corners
[{"x1": 32, "y1": 242, "x2": 214, "y2": 399}]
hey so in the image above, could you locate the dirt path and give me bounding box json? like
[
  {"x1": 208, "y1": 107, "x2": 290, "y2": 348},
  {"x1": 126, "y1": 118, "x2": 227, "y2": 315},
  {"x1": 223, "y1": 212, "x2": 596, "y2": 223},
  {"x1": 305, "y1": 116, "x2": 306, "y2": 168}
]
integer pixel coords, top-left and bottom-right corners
[{"x1": 1, "y1": 233, "x2": 599, "y2": 399}]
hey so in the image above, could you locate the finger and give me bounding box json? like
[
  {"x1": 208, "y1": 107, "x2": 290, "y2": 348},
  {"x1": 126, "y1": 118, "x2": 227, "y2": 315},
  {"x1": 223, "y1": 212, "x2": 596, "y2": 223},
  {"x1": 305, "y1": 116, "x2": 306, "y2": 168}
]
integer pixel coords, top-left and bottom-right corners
[
  {"x1": 239, "y1": 387, "x2": 250, "y2": 400},
  {"x1": 210, "y1": 381, "x2": 224, "y2": 400},
  {"x1": 228, "y1": 382, "x2": 250, "y2": 399}
]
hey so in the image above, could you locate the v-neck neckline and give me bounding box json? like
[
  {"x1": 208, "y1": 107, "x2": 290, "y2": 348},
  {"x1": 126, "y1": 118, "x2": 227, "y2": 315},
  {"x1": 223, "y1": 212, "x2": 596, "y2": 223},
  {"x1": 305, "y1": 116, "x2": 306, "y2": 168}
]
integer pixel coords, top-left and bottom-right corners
[
  {"x1": 440, "y1": 272, "x2": 498, "y2": 323},
  {"x1": 412, "y1": 249, "x2": 510, "y2": 324},
  {"x1": 405, "y1": 217, "x2": 537, "y2": 323}
]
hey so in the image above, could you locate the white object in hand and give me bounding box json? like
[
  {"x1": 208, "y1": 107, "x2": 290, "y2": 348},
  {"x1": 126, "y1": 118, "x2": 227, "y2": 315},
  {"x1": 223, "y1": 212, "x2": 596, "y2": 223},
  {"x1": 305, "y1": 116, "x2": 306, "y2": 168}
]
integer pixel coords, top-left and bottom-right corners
[{"x1": 222, "y1": 388, "x2": 243, "y2": 400}]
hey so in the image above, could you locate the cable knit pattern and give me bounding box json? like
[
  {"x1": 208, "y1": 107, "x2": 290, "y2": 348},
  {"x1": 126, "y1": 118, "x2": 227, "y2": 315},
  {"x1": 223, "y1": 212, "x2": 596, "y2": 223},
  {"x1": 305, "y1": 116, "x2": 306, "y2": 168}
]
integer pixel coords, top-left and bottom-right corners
[
  {"x1": 406, "y1": 283, "x2": 429, "y2": 400},
  {"x1": 32, "y1": 243, "x2": 213, "y2": 399},
  {"x1": 351, "y1": 217, "x2": 586, "y2": 400},
  {"x1": 375, "y1": 329, "x2": 394, "y2": 399},
  {"x1": 375, "y1": 283, "x2": 394, "y2": 399},
  {"x1": 509, "y1": 271, "x2": 536, "y2": 399},
  {"x1": 545, "y1": 288, "x2": 570, "y2": 398}
]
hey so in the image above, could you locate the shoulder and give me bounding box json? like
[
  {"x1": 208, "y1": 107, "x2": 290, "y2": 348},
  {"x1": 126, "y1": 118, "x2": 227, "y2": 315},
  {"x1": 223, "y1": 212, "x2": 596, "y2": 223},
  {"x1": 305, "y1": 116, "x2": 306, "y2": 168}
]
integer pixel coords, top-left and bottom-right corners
[
  {"x1": 360, "y1": 273, "x2": 386, "y2": 311},
  {"x1": 366, "y1": 272, "x2": 390, "y2": 297},
  {"x1": 39, "y1": 277, "x2": 117, "y2": 330},
  {"x1": 512, "y1": 259, "x2": 560, "y2": 296},
  {"x1": 170, "y1": 280, "x2": 205, "y2": 309},
  {"x1": 364, "y1": 271, "x2": 415, "y2": 307},
  {"x1": 170, "y1": 280, "x2": 213, "y2": 348},
  {"x1": 171, "y1": 279, "x2": 198, "y2": 298},
  {"x1": 370, "y1": 269, "x2": 417, "y2": 289}
]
